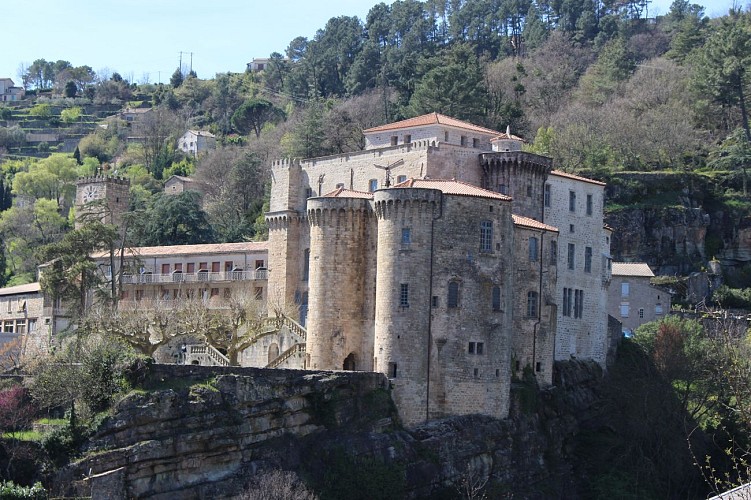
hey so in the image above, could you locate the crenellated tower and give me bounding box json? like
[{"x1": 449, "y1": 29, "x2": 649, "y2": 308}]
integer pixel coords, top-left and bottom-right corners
[
  {"x1": 75, "y1": 176, "x2": 130, "y2": 232},
  {"x1": 306, "y1": 196, "x2": 377, "y2": 370}
]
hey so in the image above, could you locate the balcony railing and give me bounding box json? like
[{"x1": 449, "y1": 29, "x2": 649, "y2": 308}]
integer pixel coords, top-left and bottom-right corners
[{"x1": 120, "y1": 269, "x2": 268, "y2": 285}]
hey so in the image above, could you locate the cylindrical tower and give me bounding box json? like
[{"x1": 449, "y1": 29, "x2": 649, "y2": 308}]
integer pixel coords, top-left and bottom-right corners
[
  {"x1": 306, "y1": 197, "x2": 375, "y2": 370},
  {"x1": 373, "y1": 188, "x2": 441, "y2": 426}
]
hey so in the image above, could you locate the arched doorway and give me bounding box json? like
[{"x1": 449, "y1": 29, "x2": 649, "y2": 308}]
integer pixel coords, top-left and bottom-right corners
[
  {"x1": 268, "y1": 343, "x2": 280, "y2": 364},
  {"x1": 343, "y1": 353, "x2": 356, "y2": 371}
]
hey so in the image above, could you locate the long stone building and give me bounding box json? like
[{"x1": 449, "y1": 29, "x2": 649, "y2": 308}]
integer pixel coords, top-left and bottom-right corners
[{"x1": 265, "y1": 113, "x2": 614, "y2": 425}]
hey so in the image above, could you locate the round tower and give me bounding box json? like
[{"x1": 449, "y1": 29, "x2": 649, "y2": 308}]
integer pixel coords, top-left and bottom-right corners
[
  {"x1": 306, "y1": 196, "x2": 375, "y2": 370},
  {"x1": 373, "y1": 188, "x2": 441, "y2": 425}
]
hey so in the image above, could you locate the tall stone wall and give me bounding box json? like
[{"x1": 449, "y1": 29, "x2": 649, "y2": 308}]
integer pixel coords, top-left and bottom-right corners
[
  {"x1": 427, "y1": 194, "x2": 515, "y2": 420},
  {"x1": 511, "y1": 225, "x2": 558, "y2": 384},
  {"x1": 373, "y1": 188, "x2": 442, "y2": 425},
  {"x1": 306, "y1": 197, "x2": 376, "y2": 371}
]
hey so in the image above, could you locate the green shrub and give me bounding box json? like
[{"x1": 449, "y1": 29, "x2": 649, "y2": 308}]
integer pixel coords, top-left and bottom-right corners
[{"x1": 0, "y1": 480, "x2": 46, "y2": 499}]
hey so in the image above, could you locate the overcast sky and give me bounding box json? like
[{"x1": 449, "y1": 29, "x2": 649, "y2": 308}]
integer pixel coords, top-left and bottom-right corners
[{"x1": 0, "y1": 0, "x2": 741, "y2": 85}]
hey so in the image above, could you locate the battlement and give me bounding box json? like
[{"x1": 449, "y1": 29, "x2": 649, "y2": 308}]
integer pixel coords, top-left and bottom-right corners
[
  {"x1": 479, "y1": 151, "x2": 553, "y2": 170},
  {"x1": 271, "y1": 158, "x2": 301, "y2": 168},
  {"x1": 76, "y1": 175, "x2": 130, "y2": 186},
  {"x1": 307, "y1": 197, "x2": 373, "y2": 226},
  {"x1": 373, "y1": 188, "x2": 442, "y2": 219}
]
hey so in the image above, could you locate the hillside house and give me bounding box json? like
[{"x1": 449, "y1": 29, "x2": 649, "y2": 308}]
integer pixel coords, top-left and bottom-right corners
[
  {"x1": 178, "y1": 130, "x2": 216, "y2": 156},
  {"x1": 0, "y1": 78, "x2": 24, "y2": 102},
  {"x1": 609, "y1": 262, "x2": 669, "y2": 335}
]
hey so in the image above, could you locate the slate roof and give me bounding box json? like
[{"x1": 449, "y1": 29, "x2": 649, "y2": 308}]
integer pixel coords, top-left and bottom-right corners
[
  {"x1": 363, "y1": 112, "x2": 501, "y2": 136},
  {"x1": 611, "y1": 262, "x2": 655, "y2": 277}
]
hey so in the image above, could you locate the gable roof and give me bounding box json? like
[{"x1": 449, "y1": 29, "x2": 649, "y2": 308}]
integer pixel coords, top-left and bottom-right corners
[
  {"x1": 611, "y1": 262, "x2": 654, "y2": 277},
  {"x1": 93, "y1": 242, "x2": 267, "y2": 259},
  {"x1": 512, "y1": 215, "x2": 558, "y2": 232},
  {"x1": 363, "y1": 112, "x2": 501, "y2": 136},
  {"x1": 322, "y1": 187, "x2": 374, "y2": 199},
  {"x1": 0, "y1": 283, "x2": 41, "y2": 296},
  {"x1": 550, "y1": 170, "x2": 606, "y2": 186},
  {"x1": 186, "y1": 130, "x2": 216, "y2": 138},
  {"x1": 394, "y1": 178, "x2": 512, "y2": 201}
]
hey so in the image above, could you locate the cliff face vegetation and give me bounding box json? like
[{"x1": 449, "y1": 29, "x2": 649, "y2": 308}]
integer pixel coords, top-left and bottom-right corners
[{"x1": 33, "y1": 354, "x2": 706, "y2": 500}]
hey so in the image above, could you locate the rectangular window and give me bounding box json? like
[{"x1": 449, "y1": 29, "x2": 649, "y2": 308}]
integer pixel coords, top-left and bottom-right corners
[
  {"x1": 620, "y1": 304, "x2": 629, "y2": 317},
  {"x1": 529, "y1": 237, "x2": 538, "y2": 262},
  {"x1": 472, "y1": 138, "x2": 479, "y2": 148},
  {"x1": 305, "y1": 187, "x2": 313, "y2": 198},
  {"x1": 492, "y1": 286, "x2": 501, "y2": 311},
  {"x1": 544, "y1": 184, "x2": 551, "y2": 207},
  {"x1": 432, "y1": 296, "x2": 439, "y2": 307},
  {"x1": 574, "y1": 289, "x2": 583, "y2": 319},
  {"x1": 586, "y1": 194, "x2": 593, "y2": 215},
  {"x1": 404, "y1": 134, "x2": 411, "y2": 143},
  {"x1": 550, "y1": 240, "x2": 558, "y2": 265},
  {"x1": 397, "y1": 175, "x2": 406, "y2": 184},
  {"x1": 527, "y1": 291, "x2": 538, "y2": 317},
  {"x1": 621, "y1": 282, "x2": 630, "y2": 297},
  {"x1": 567, "y1": 243, "x2": 575, "y2": 270},
  {"x1": 448, "y1": 282, "x2": 459, "y2": 308},
  {"x1": 161, "y1": 263, "x2": 170, "y2": 274},
  {"x1": 303, "y1": 249, "x2": 310, "y2": 281},
  {"x1": 210, "y1": 288, "x2": 220, "y2": 297},
  {"x1": 569, "y1": 191, "x2": 576, "y2": 212},
  {"x1": 656, "y1": 304, "x2": 663, "y2": 315},
  {"x1": 468, "y1": 342, "x2": 475, "y2": 354},
  {"x1": 639, "y1": 308, "x2": 644, "y2": 319},
  {"x1": 498, "y1": 184, "x2": 508, "y2": 195},
  {"x1": 526, "y1": 185, "x2": 532, "y2": 197},
  {"x1": 444, "y1": 131, "x2": 449, "y2": 142},
  {"x1": 480, "y1": 220, "x2": 493, "y2": 252},
  {"x1": 389, "y1": 362, "x2": 397, "y2": 378},
  {"x1": 476, "y1": 342, "x2": 484, "y2": 355},
  {"x1": 211, "y1": 262, "x2": 220, "y2": 273},
  {"x1": 400, "y1": 284, "x2": 409, "y2": 308},
  {"x1": 336, "y1": 183, "x2": 345, "y2": 189},
  {"x1": 187, "y1": 262, "x2": 195, "y2": 274},
  {"x1": 461, "y1": 135, "x2": 467, "y2": 146},
  {"x1": 16, "y1": 322, "x2": 25, "y2": 335},
  {"x1": 401, "y1": 228, "x2": 411, "y2": 246},
  {"x1": 174, "y1": 263, "x2": 183, "y2": 272},
  {"x1": 390, "y1": 136, "x2": 398, "y2": 146},
  {"x1": 584, "y1": 246, "x2": 592, "y2": 273},
  {"x1": 369, "y1": 179, "x2": 378, "y2": 192},
  {"x1": 27, "y1": 319, "x2": 36, "y2": 332},
  {"x1": 563, "y1": 288, "x2": 573, "y2": 317},
  {"x1": 255, "y1": 287, "x2": 263, "y2": 300},
  {"x1": 136, "y1": 289, "x2": 144, "y2": 301}
]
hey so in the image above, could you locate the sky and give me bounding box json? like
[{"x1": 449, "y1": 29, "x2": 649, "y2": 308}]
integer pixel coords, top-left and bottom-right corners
[{"x1": 0, "y1": 0, "x2": 742, "y2": 86}]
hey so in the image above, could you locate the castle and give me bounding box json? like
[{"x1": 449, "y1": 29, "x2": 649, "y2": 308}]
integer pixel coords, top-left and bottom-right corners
[
  {"x1": 265, "y1": 113, "x2": 614, "y2": 425},
  {"x1": 1, "y1": 112, "x2": 616, "y2": 427}
]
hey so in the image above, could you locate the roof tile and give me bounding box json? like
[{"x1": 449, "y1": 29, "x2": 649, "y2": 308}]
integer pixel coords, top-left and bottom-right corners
[
  {"x1": 611, "y1": 262, "x2": 654, "y2": 277},
  {"x1": 550, "y1": 170, "x2": 606, "y2": 186},
  {"x1": 512, "y1": 215, "x2": 559, "y2": 232},
  {"x1": 394, "y1": 178, "x2": 512, "y2": 201},
  {"x1": 363, "y1": 112, "x2": 501, "y2": 136}
]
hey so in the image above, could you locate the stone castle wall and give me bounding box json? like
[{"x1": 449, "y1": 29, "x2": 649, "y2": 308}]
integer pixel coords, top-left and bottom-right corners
[{"x1": 307, "y1": 197, "x2": 376, "y2": 371}]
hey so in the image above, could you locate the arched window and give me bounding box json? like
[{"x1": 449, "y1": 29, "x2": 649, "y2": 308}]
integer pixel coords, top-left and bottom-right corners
[
  {"x1": 448, "y1": 281, "x2": 459, "y2": 308},
  {"x1": 343, "y1": 353, "x2": 356, "y2": 371}
]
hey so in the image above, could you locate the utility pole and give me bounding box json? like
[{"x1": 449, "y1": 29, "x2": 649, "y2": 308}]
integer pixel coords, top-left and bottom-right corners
[
  {"x1": 179, "y1": 51, "x2": 184, "y2": 75},
  {"x1": 190, "y1": 52, "x2": 193, "y2": 75}
]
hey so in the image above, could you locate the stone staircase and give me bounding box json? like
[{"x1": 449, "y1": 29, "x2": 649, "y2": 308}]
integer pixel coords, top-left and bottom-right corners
[{"x1": 184, "y1": 314, "x2": 307, "y2": 368}]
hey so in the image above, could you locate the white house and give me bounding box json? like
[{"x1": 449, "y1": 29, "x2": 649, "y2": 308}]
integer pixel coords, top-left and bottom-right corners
[{"x1": 178, "y1": 130, "x2": 216, "y2": 156}]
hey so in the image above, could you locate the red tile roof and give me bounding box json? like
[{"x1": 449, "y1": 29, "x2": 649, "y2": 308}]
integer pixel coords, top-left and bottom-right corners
[
  {"x1": 363, "y1": 112, "x2": 501, "y2": 136},
  {"x1": 550, "y1": 170, "x2": 606, "y2": 186},
  {"x1": 93, "y1": 241, "x2": 267, "y2": 259},
  {"x1": 512, "y1": 215, "x2": 559, "y2": 232},
  {"x1": 321, "y1": 187, "x2": 374, "y2": 199},
  {"x1": 394, "y1": 178, "x2": 512, "y2": 200},
  {"x1": 491, "y1": 133, "x2": 525, "y2": 142}
]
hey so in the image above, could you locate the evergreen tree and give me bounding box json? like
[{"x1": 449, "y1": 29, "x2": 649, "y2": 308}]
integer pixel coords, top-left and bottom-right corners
[{"x1": 170, "y1": 67, "x2": 184, "y2": 88}]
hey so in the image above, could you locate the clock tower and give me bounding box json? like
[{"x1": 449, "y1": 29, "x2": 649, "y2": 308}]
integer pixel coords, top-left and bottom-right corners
[{"x1": 75, "y1": 176, "x2": 130, "y2": 231}]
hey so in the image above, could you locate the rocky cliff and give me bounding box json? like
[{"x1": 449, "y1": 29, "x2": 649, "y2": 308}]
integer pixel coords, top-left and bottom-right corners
[
  {"x1": 605, "y1": 171, "x2": 751, "y2": 277},
  {"x1": 52, "y1": 356, "x2": 703, "y2": 499}
]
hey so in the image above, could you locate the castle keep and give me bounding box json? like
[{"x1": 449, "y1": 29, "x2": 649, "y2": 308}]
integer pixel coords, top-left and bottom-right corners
[{"x1": 266, "y1": 113, "x2": 613, "y2": 425}]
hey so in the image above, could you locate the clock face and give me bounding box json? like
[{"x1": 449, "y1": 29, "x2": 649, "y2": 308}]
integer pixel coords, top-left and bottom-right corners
[{"x1": 82, "y1": 185, "x2": 101, "y2": 203}]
